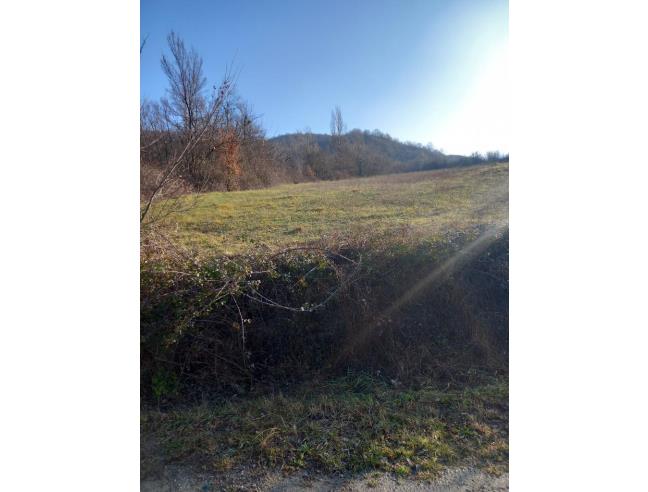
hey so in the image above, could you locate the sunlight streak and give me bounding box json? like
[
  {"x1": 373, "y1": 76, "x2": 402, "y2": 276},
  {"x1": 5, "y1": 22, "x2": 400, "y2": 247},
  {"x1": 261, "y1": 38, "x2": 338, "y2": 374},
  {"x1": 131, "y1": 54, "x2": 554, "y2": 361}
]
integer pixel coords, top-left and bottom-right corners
[{"x1": 337, "y1": 220, "x2": 509, "y2": 361}]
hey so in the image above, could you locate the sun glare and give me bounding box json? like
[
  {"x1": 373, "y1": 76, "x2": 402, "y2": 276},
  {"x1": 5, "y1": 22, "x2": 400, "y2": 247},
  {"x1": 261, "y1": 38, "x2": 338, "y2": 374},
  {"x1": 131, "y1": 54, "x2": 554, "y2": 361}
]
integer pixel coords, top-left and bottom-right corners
[{"x1": 438, "y1": 44, "x2": 509, "y2": 155}]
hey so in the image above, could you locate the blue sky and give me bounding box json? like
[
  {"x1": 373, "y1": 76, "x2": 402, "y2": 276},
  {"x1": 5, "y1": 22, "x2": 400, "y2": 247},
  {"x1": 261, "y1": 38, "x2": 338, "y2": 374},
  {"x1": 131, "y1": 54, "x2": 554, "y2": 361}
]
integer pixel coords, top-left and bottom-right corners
[{"x1": 141, "y1": 0, "x2": 508, "y2": 155}]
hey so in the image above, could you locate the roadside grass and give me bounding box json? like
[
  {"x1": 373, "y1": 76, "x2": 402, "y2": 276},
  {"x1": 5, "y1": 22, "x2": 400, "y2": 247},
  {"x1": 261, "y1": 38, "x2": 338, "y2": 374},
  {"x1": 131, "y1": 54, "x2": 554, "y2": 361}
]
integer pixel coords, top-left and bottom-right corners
[
  {"x1": 141, "y1": 375, "x2": 508, "y2": 480},
  {"x1": 156, "y1": 163, "x2": 508, "y2": 255}
]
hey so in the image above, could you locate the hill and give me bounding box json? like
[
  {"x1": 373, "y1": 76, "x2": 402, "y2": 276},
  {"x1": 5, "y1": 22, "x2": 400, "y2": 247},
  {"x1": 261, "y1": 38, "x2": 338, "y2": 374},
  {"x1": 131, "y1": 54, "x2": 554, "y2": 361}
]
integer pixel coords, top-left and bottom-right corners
[
  {"x1": 270, "y1": 129, "x2": 476, "y2": 180},
  {"x1": 272, "y1": 129, "x2": 445, "y2": 165}
]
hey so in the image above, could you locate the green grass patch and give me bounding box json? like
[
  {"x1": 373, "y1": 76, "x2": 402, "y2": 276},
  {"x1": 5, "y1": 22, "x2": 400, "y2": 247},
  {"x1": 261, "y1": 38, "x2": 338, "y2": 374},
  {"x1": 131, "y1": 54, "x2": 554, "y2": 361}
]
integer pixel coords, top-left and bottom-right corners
[
  {"x1": 154, "y1": 163, "x2": 508, "y2": 254},
  {"x1": 141, "y1": 376, "x2": 508, "y2": 479}
]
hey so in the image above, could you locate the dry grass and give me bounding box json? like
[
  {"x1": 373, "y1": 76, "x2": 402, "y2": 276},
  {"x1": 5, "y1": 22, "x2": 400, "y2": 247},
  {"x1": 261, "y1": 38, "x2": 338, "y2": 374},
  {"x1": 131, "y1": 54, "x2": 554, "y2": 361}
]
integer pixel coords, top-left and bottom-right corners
[
  {"x1": 141, "y1": 163, "x2": 510, "y2": 480},
  {"x1": 141, "y1": 375, "x2": 508, "y2": 479},
  {"x1": 154, "y1": 163, "x2": 508, "y2": 254}
]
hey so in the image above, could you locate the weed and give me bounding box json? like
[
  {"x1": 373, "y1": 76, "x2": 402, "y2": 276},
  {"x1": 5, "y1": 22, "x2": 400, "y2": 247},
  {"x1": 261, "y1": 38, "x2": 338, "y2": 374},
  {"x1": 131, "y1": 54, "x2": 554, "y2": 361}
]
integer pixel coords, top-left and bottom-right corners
[
  {"x1": 142, "y1": 379, "x2": 508, "y2": 477},
  {"x1": 151, "y1": 369, "x2": 178, "y2": 406}
]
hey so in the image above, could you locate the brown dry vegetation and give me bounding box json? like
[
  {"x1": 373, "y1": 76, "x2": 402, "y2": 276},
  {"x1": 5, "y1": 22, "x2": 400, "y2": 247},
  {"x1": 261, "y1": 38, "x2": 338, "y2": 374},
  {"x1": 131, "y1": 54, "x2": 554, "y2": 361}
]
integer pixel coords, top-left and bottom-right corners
[{"x1": 141, "y1": 158, "x2": 509, "y2": 481}]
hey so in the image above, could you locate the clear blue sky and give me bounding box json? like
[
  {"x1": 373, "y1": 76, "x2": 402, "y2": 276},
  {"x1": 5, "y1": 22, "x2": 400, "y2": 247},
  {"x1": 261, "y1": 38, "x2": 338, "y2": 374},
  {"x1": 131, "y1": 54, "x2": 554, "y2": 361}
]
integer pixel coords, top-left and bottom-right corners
[{"x1": 141, "y1": 0, "x2": 508, "y2": 155}]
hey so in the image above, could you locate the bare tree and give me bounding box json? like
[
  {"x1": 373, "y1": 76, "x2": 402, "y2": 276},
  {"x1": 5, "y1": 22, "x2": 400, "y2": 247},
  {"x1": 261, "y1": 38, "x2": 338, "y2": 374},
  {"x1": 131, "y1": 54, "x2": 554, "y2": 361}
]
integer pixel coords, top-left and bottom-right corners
[
  {"x1": 330, "y1": 105, "x2": 346, "y2": 137},
  {"x1": 329, "y1": 106, "x2": 350, "y2": 176},
  {"x1": 486, "y1": 151, "x2": 502, "y2": 162},
  {"x1": 140, "y1": 85, "x2": 232, "y2": 225},
  {"x1": 140, "y1": 33, "x2": 237, "y2": 226},
  {"x1": 161, "y1": 32, "x2": 207, "y2": 132}
]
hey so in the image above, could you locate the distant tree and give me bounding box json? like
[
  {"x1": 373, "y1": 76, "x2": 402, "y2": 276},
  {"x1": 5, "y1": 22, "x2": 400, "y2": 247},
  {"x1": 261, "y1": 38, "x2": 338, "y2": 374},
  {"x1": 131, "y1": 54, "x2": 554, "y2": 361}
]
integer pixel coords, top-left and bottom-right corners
[
  {"x1": 330, "y1": 105, "x2": 346, "y2": 137},
  {"x1": 329, "y1": 106, "x2": 358, "y2": 175},
  {"x1": 470, "y1": 152, "x2": 485, "y2": 163},
  {"x1": 486, "y1": 151, "x2": 502, "y2": 162},
  {"x1": 347, "y1": 138, "x2": 365, "y2": 177}
]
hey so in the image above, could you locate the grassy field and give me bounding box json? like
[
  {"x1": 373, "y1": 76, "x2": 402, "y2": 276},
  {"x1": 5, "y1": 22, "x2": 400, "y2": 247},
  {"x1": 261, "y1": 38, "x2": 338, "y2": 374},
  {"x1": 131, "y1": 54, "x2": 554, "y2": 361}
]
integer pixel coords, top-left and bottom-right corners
[
  {"x1": 142, "y1": 163, "x2": 509, "y2": 483},
  {"x1": 160, "y1": 163, "x2": 508, "y2": 254}
]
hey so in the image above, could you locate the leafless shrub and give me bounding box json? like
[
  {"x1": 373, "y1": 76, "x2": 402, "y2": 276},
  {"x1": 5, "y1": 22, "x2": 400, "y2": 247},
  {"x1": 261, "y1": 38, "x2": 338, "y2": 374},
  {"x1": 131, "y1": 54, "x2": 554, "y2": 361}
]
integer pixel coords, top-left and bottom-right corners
[
  {"x1": 141, "y1": 227, "x2": 508, "y2": 401},
  {"x1": 140, "y1": 33, "x2": 298, "y2": 227},
  {"x1": 142, "y1": 33, "x2": 275, "y2": 227}
]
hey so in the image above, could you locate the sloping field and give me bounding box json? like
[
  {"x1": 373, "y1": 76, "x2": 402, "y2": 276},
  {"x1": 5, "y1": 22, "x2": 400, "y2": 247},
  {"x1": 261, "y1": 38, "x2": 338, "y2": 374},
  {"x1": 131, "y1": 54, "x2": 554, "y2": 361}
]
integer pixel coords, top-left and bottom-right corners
[
  {"x1": 142, "y1": 163, "x2": 510, "y2": 484},
  {"x1": 161, "y1": 163, "x2": 508, "y2": 254}
]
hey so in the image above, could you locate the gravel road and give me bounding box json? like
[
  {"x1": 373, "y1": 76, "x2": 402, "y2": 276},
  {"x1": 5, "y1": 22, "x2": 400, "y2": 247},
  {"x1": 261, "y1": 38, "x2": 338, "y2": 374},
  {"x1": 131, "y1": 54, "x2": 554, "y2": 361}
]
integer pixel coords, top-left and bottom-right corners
[{"x1": 141, "y1": 466, "x2": 508, "y2": 491}]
